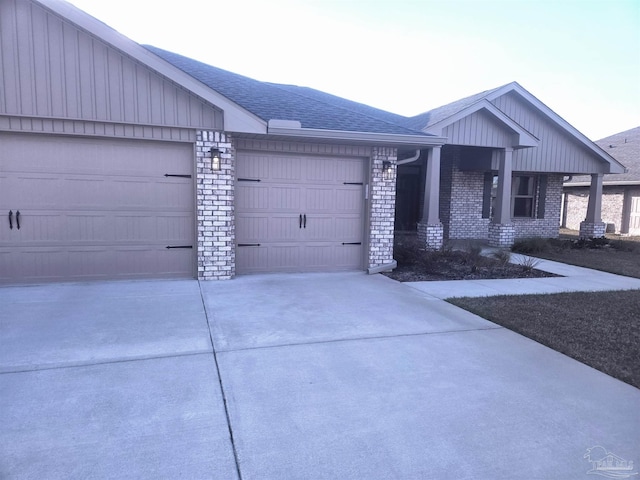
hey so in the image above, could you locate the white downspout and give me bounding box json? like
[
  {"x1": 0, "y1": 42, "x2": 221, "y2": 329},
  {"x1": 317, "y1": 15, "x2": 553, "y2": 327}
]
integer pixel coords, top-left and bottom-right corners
[{"x1": 396, "y1": 149, "x2": 421, "y2": 166}]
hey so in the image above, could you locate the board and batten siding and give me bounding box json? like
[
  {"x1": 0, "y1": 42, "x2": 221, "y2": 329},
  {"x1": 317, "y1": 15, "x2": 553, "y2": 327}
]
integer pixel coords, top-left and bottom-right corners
[
  {"x1": 0, "y1": 0, "x2": 222, "y2": 141},
  {"x1": 442, "y1": 110, "x2": 516, "y2": 148},
  {"x1": 491, "y1": 92, "x2": 605, "y2": 174}
]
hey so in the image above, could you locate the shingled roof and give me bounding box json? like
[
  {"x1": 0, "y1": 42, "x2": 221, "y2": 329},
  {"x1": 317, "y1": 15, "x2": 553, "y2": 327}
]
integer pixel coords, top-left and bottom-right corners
[
  {"x1": 402, "y1": 84, "x2": 508, "y2": 131},
  {"x1": 145, "y1": 46, "x2": 431, "y2": 137},
  {"x1": 566, "y1": 127, "x2": 639, "y2": 184}
]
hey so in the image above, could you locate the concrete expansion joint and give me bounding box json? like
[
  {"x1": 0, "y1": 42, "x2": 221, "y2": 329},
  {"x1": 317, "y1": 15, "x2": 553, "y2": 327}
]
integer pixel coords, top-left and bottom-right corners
[{"x1": 214, "y1": 326, "x2": 506, "y2": 354}]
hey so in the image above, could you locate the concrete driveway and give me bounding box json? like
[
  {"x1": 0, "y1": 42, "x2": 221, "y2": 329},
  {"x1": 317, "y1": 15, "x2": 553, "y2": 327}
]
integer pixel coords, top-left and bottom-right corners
[{"x1": 1, "y1": 273, "x2": 638, "y2": 479}]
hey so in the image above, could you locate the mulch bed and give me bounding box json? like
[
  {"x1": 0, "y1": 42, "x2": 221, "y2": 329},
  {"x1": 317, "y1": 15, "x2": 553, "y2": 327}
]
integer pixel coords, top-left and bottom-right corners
[{"x1": 383, "y1": 236, "x2": 555, "y2": 282}]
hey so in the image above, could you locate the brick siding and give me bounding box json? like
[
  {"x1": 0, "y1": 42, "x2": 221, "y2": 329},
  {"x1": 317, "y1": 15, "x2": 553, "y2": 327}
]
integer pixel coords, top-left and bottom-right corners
[
  {"x1": 439, "y1": 145, "x2": 563, "y2": 242},
  {"x1": 564, "y1": 186, "x2": 625, "y2": 233},
  {"x1": 368, "y1": 147, "x2": 397, "y2": 271},
  {"x1": 196, "y1": 131, "x2": 235, "y2": 280}
]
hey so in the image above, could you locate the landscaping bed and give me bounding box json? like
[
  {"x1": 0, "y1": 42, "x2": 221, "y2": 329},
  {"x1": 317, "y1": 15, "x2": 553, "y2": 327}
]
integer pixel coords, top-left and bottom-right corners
[
  {"x1": 449, "y1": 290, "x2": 640, "y2": 389},
  {"x1": 383, "y1": 235, "x2": 554, "y2": 282}
]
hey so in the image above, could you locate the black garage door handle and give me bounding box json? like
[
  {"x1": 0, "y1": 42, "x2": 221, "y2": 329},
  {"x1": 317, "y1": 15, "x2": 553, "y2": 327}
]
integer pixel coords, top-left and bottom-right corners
[
  {"x1": 16, "y1": 210, "x2": 20, "y2": 230},
  {"x1": 299, "y1": 214, "x2": 302, "y2": 229},
  {"x1": 303, "y1": 214, "x2": 306, "y2": 228},
  {"x1": 8, "y1": 210, "x2": 13, "y2": 230}
]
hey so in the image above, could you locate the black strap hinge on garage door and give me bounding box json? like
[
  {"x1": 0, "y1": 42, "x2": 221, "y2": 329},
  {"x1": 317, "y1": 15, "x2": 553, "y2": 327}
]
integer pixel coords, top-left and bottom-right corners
[
  {"x1": 342, "y1": 242, "x2": 362, "y2": 245},
  {"x1": 343, "y1": 182, "x2": 363, "y2": 185},
  {"x1": 166, "y1": 245, "x2": 193, "y2": 249},
  {"x1": 238, "y1": 243, "x2": 261, "y2": 247},
  {"x1": 164, "y1": 174, "x2": 192, "y2": 178},
  {"x1": 237, "y1": 178, "x2": 261, "y2": 182}
]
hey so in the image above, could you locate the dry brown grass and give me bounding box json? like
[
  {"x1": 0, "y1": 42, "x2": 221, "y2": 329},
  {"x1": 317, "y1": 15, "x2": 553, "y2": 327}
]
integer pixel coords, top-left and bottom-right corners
[{"x1": 449, "y1": 290, "x2": 640, "y2": 389}]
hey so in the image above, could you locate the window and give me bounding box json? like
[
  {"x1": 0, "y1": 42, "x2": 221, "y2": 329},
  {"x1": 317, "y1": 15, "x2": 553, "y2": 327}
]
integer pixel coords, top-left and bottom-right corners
[
  {"x1": 483, "y1": 174, "x2": 546, "y2": 219},
  {"x1": 512, "y1": 175, "x2": 536, "y2": 217}
]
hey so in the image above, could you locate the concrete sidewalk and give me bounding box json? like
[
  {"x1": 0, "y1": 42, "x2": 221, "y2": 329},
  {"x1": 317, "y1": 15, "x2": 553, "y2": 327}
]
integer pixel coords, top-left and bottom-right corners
[{"x1": 406, "y1": 253, "x2": 640, "y2": 299}]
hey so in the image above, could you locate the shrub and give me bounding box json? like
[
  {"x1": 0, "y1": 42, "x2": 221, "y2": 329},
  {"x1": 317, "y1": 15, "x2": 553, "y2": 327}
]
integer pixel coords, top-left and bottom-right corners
[
  {"x1": 512, "y1": 237, "x2": 551, "y2": 254},
  {"x1": 492, "y1": 249, "x2": 511, "y2": 266},
  {"x1": 520, "y1": 256, "x2": 541, "y2": 273}
]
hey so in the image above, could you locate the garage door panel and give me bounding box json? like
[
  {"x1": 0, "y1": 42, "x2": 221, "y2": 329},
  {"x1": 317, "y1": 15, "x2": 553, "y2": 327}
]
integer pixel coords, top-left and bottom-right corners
[
  {"x1": 236, "y1": 184, "x2": 269, "y2": 211},
  {"x1": 236, "y1": 215, "x2": 270, "y2": 243},
  {"x1": 236, "y1": 151, "x2": 365, "y2": 274},
  {"x1": 271, "y1": 157, "x2": 302, "y2": 182},
  {"x1": 270, "y1": 186, "x2": 302, "y2": 210},
  {"x1": 305, "y1": 187, "x2": 335, "y2": 212},
  {"x1": 1, "y1": 134, "x2": 194, "y2": 283},
  {"x1": 268, "y1": 216, "x2": 302, "y2": 242},
  {"x1": 335, "y1": 189, "x2": 363, "y2": 213}
]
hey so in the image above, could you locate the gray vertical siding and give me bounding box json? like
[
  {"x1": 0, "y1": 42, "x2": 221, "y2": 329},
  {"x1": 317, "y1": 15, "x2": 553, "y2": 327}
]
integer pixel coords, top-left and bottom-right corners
[
  {"x1": 0, "y1": 0, "x2": 222, "y2": 138},
  {"x1": 442, "y1": 110, "x2": 514, "y2": 148},
  {"x1": 492, "y1": 92, "x2": 603, "y2": 173}
]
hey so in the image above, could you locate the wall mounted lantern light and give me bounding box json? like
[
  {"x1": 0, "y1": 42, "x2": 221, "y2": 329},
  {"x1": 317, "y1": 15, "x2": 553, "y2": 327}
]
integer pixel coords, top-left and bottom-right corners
[
  {"x1": 210, "y1": 147, "x2": 222, "y2": 171},
  {"x1": 382, "y1": 160, "x2": 392, "y2": 181}
]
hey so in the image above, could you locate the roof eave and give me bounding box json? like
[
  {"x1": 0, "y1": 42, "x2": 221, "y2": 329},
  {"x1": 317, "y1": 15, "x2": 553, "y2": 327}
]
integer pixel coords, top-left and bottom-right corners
[
  {"x1": 34, "y1": 0, "x2": 267, "y2": 134},
  {"x1": 267, "y1": 125, "x2": 447, "y2": 147}
]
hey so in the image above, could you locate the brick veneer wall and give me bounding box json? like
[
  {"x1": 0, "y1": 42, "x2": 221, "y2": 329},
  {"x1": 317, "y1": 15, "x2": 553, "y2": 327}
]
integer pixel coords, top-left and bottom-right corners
[
  {"x1": 196, "y1": 131, "x2": 235, "y2": 280},
  {"x1": 564, "y1": 187, "x2": 625, "y2": 233},
  {"x1": 441, "y1": 146, "x2": 490, "y2": 240},
  {"x1": 368, "y1": 147, "x2": 397, "y2": 271},
  {"x1": 440, "y1": 147, "x2": 563, "y2": 241},
  {"x1": 513, "y1": 175, "x2": 563, "y2": 239}
]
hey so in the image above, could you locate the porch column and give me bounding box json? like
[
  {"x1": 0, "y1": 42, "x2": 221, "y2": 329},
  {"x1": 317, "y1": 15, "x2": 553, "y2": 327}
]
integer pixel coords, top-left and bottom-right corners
[
  {"x1": 579, "y1": 173, "x2": 606, "y2": 238},
  {"x1": 417, "y1": 146, "x2": 444, "y2": 250},
  {"x1": 488, "y1": 148, "x2": 516, "y2": 247}
]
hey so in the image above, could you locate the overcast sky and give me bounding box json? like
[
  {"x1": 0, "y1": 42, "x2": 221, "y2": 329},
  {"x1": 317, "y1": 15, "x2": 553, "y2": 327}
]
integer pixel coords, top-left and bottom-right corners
[{"x1": 68, "y1": 0, "x2": 639, "y2": 140}]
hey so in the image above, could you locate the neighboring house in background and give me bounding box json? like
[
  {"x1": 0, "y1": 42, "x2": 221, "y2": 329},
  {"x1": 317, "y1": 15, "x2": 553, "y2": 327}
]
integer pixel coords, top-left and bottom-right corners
[
  {"x1": 563, "y1": 127, "x2": 640, "y2": 235},
  {"x1": 394, "y1": 83, "x2": 626, "y2": 247},
  {"x1": 0, "y1": 0, "x2": 625, "y2": 285}
]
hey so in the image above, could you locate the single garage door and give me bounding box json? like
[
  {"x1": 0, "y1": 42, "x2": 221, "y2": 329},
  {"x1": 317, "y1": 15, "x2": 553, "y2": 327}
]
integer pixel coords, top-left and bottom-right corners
[
  {"x1": 0, "y1": 134, "x2": 195, "y2": 283},
  {"x1": 236, "y1": 151, "x2": 365, "y2": 273}
]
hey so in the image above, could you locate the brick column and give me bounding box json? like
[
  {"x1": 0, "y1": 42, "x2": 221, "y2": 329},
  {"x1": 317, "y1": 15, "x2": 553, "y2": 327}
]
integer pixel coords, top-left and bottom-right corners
[
  {"x1": 580, "y1": 173, "x2": 606, "y2": 239},
  {"x1": 417, "y1": 146, "x2": 443, "y2": 250},
  {"x1": 368, "y1": 147, "x2": 397, "y2": 274},
  {"x1": 196, "y1": 131, "x2": 235, "y2": 280},
  {"x1": 489, "y1": 148, "x2": 515, "y2": 247}
]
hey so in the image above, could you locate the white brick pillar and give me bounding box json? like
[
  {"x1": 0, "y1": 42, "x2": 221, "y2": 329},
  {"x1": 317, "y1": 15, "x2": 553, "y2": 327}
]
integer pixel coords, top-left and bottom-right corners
[
  {"x1": 368, "y1": 147, "x2": 398, "y2": 274},
  {"x1": 196, "y1": 131, "x2": 235, "y2": 280},
  {"x1": 417, "y1": 146, "x2": 444, "y2": 250}
]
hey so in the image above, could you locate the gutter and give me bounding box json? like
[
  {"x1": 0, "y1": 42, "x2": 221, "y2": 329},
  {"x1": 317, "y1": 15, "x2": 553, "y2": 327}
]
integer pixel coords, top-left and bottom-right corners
[
  {"x1": 397, "y1": 150, "x2": 422, "y2": 165},
  {"x1": 564, "y1": 180, "x2": 640, "y2": 187},
  {"x1": 267, "y1": 120, "x2": 447, "y2": 147}
]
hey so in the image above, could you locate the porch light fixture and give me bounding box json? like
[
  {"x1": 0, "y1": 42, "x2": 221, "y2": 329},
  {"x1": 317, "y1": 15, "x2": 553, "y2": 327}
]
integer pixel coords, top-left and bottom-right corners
[
  {"x1": 382, "y1": 160, "x2": 392, "y2": 180},
  {"x1": 210, "y1": 147, "x2": 222, "y2": 171}
]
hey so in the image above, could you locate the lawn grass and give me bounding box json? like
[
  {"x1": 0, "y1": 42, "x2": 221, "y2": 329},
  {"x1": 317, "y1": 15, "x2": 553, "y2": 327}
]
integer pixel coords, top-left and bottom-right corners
[
  {"x1": 449, "y1": 291, "x2": 640, "y2": 389},
  {"x1": 512, "y1": 234, "x2": 640, "y2": 279}
]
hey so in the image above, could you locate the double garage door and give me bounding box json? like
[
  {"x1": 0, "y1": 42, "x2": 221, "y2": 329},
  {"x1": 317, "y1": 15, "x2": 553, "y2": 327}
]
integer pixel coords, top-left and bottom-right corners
[
  {"x1": 235, "y1": 151, "x2": 366, "y2": 274},
  {"x1": 0, "y1": 134, "x2": 195, "y2": 284}
]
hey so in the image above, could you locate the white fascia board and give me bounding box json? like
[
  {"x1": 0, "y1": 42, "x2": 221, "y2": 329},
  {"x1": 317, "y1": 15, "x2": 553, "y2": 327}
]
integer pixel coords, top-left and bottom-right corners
[
  {"x1": 486, "y1": 83, "x2": 627, "y2": 174},
  {"x1": 425, "y1": 99, "x2": 539, "y2": 148},
  {"x1": 35, "y1": 0, "x2": 267, "y2": 134},
  {"x1": 565, "y1": 180, "x2": 640, "y2": 187},
  {"x1": 267, "y1": 126, "x2": 447, "y2": 147}
]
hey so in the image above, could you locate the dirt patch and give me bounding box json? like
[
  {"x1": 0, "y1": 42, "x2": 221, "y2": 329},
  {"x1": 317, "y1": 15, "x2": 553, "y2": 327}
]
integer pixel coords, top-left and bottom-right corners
[{"x1": 383, "y1": 235, "x2": 555, "y2": 282}]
